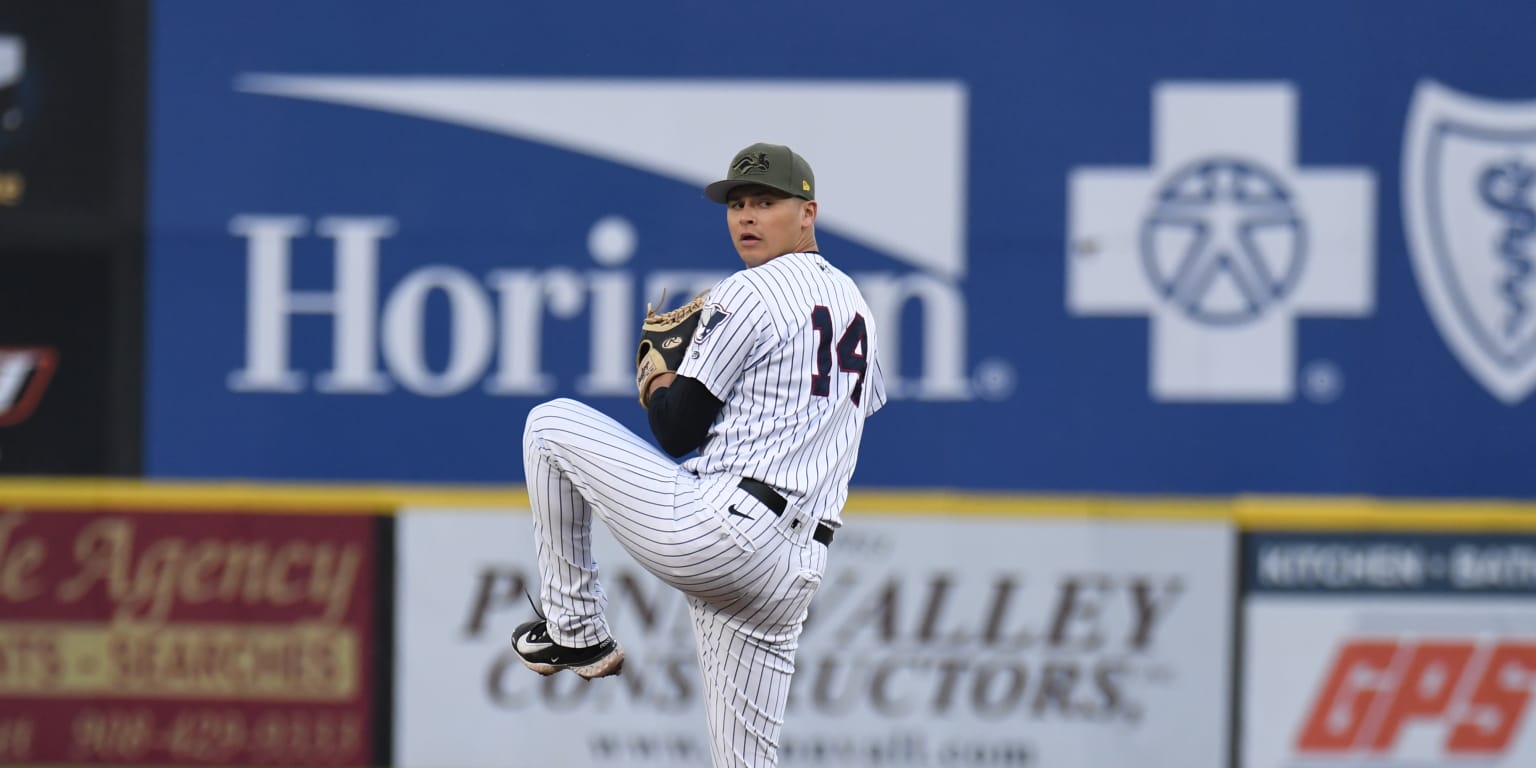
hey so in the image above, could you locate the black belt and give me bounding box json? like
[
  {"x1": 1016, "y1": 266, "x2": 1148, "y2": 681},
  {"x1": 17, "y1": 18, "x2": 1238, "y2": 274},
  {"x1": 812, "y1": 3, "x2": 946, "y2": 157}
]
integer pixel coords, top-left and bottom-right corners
[{"x1": 737, "y1": 478, "x2": 834, "y2": 547}]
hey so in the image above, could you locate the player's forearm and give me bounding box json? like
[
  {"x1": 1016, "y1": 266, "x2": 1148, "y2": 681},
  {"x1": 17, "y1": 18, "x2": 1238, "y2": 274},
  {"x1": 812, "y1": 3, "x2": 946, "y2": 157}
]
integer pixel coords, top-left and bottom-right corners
[
  {"x1": 646, "y1": 372, "x2": 677, "y2": 402},
  {"x1": 646, "y1": 375, "x2": 723, "y2": 457}
]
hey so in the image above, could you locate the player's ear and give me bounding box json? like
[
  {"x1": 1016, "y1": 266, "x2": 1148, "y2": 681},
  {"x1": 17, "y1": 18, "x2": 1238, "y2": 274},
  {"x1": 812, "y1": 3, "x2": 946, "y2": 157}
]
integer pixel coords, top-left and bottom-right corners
[{"x1": 800, "y1": 200, "x2": 817, "y2": 226}]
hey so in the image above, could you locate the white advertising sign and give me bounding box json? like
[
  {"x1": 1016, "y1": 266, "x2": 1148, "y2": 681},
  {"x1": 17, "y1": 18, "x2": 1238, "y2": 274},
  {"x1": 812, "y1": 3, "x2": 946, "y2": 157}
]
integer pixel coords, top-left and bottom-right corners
[
  {"x1": 1243, "y1": 533, "x2": 1536, "y2": 768},
  {"x1": 396, "y1": 510, "x2": 1233, "y2": 768}
]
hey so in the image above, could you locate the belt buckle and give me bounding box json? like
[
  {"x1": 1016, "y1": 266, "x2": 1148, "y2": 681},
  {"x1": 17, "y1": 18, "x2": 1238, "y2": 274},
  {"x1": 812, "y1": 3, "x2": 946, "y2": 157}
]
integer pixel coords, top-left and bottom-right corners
[{"x1": 785, "y1": 508, "x2": 815, "y2": 540}]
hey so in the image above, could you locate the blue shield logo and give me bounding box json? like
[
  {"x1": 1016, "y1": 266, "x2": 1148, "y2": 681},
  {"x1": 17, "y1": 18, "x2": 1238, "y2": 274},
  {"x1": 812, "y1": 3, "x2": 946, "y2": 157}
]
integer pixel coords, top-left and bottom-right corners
[{"x1": 1404, "y1": 80, "x2": 1536, "y2": 403}]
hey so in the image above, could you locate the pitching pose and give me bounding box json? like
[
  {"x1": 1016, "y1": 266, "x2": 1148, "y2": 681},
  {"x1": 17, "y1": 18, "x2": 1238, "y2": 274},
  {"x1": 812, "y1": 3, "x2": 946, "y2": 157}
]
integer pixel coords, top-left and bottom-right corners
[{"x1": 513, "y1": 142, "x2": 886, "y2": 766}]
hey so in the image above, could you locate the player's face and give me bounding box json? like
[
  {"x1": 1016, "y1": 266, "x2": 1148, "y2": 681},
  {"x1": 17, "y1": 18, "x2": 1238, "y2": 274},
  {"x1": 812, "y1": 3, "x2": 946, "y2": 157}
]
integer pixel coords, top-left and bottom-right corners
[{"x1": 726, "y1": 186, "x2": 817, "y2": 267}]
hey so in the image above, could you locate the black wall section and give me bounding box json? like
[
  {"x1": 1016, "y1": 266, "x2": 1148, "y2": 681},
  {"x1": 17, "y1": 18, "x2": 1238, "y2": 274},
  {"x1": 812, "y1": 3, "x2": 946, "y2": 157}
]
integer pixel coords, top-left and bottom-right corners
[{"x1": 0, "y1": 1, "x2": 146, "y2": 475}]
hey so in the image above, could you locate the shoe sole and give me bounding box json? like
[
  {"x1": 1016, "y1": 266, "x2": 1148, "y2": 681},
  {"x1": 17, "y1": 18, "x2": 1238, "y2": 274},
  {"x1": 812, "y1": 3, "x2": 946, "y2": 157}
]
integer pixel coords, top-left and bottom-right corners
[{"x1": 520, "y1": 642, "x2": 625, "y2": 680}]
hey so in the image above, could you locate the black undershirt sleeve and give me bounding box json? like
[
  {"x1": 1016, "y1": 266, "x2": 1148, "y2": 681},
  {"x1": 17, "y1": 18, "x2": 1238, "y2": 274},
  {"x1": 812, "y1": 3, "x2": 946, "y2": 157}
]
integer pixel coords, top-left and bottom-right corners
[{"x1": 646, "y1": 375, "x2": 725, "y2": 458}]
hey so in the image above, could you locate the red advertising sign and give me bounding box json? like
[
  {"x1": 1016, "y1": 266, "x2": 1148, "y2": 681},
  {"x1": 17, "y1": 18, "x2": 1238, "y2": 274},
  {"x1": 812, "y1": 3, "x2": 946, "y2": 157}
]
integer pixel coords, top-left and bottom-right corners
[
  {"x1": 1298, "y1": 639, "x2": 1536, "y2": 755},
  {"x1": 0, "y1": 509, "x2": 376, "y2": 765}
]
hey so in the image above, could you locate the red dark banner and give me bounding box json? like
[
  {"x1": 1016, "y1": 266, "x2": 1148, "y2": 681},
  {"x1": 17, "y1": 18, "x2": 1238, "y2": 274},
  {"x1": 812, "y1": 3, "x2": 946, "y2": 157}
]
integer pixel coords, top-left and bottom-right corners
[{"x1": 0, "y1": 508, "x2": 376, "y2": 766}]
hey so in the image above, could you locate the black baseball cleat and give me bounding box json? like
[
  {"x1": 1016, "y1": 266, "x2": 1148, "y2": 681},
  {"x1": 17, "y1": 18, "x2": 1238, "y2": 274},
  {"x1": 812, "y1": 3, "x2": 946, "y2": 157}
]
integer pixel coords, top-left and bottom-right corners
[{"x1": 511, "y1": 619, "x2": 624, "y2": 679}]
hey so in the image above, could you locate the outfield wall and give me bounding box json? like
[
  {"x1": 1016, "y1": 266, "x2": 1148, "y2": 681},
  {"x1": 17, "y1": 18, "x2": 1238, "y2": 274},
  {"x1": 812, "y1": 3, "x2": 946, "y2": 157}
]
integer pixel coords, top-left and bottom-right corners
[{"x1": 1, "y1": 483, "x2": 1531, "y2": 768}]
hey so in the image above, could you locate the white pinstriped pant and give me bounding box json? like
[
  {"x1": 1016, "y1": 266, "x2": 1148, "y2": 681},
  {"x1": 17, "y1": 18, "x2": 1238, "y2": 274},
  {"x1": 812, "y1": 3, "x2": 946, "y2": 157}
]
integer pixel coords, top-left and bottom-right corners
[{"x1": 523, "y1": 398, "x2": 828, "y2": 768}]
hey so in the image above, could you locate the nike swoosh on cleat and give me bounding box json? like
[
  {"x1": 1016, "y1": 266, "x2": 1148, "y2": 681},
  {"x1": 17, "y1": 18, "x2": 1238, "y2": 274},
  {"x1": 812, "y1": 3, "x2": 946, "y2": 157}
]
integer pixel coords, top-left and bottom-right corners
[{"x1": 515, "y1": 636, "x2": 554, "y2": 656}]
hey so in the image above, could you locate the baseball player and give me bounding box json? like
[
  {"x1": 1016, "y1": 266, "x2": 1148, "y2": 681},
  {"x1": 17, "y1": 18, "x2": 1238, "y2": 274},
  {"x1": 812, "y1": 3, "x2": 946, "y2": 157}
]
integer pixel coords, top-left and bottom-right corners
[{"x1": 512, "y1": 142, "x2": 886, "y2": 766}]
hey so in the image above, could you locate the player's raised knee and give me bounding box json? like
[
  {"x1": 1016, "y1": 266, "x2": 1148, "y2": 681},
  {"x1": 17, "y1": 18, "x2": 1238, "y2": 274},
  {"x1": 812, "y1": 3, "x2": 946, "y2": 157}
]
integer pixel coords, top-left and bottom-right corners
[{"x1": 523, "y1": 398, "x2": 583, "y2": 439}]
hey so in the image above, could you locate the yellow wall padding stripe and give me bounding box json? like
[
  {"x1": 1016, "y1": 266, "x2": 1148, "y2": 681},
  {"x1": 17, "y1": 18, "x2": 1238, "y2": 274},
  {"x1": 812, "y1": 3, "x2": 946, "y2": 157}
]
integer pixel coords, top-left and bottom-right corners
[
  {"x1": 0, "y1": 478, "x2": 526, "y2": 513},
  {"x1": 0, "y1": 478, "x2": 1533, "y2": 530},
  {"x1": 1233, "y1": 495, "x2": 1536, "y2": 531}
]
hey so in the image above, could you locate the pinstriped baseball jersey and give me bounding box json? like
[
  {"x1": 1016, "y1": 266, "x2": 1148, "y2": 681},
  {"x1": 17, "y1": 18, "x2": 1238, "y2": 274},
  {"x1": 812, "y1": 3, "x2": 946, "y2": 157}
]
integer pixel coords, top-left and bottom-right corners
[
  {"x1": 679, "y1": 251, "x2": 886, "y2": 528},
  {"x1": 520, "y1": 143, "x2": 883, "y2": 767},
  {"x1": 521, "y1": 247, "x2": 885, "y2": 766}
]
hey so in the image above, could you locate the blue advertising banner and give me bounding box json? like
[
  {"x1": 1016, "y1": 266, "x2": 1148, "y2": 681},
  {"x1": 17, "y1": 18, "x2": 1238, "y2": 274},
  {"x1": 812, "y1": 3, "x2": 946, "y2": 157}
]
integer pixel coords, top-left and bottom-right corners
[{"x1": 146, "y1": 1, "x2": 1536, "y2": 494}]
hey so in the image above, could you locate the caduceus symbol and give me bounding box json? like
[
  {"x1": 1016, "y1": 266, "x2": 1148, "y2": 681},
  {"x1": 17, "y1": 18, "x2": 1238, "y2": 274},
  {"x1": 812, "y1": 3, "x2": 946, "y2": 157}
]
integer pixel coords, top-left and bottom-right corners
[{"x1": 1478, "y1": 159, "x2": 1536, "y2": 338}]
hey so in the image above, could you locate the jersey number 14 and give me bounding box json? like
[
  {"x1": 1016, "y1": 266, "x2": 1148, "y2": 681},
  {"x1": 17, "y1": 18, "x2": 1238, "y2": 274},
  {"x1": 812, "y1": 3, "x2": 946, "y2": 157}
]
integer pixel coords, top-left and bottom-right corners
[{"x1": 809, "y1": 306, "x2": 868, "y2": 405}]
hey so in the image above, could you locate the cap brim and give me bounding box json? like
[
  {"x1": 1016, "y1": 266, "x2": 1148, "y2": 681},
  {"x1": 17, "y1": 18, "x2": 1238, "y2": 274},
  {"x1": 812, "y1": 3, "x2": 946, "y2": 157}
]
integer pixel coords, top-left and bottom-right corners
[
  {"x1": 703, "y1": 179, "x2": 806, "y2": 204},
  {"x1": 703, "y1": 179, "x2": 745, "y2": 204}
]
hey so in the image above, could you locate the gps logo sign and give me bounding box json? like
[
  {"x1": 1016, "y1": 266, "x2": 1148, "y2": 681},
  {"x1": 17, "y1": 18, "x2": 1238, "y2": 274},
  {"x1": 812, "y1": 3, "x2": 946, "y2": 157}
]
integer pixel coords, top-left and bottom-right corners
[
  {"x1": 1069, "y1": 82, "x2": 1375, "y2": 402},
  {"x1": 1298, "y1": 639, "x2": 1536, "y2": 756},
  {"x1": 228, "y1": 76, "x2": 975, "y2": 401}
]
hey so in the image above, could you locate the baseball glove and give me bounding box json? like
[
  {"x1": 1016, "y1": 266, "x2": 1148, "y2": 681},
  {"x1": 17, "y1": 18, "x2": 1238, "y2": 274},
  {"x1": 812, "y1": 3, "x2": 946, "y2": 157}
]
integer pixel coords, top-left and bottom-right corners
[{"x1": 635, "y1": 289, "x2": 710, "y2": 408}]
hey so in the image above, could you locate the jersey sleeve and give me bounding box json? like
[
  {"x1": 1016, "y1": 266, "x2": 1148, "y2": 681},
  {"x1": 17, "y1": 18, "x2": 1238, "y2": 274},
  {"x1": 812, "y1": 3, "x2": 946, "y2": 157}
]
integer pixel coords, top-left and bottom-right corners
[
  {"x1": 863, "y1": 329, "x2": 888, "y2": 416},
  {"x1": 676, "y1": 276, "x2": 777, "y2": 402},
  {"x1": 866, "y1": 351, "x2": 890, "y2": 417}
]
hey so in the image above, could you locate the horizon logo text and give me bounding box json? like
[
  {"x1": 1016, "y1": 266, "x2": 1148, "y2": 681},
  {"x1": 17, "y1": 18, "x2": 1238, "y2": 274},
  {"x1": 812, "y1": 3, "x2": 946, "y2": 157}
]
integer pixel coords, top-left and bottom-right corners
[
  {"x1": 1069, "y1": 82, "x2": 1376, "y2": 402},
  {"x1": 226, "y1": 75, "x2": 980, "y2": 400}
]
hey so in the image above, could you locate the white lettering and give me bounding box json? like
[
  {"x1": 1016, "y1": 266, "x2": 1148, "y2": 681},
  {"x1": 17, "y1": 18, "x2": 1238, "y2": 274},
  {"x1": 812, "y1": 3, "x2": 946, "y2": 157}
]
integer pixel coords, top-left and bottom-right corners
[
  {"x1": 485, "y1": 270, "x2": 554, "y2": 396},
  {"x1": 314, "y1": 217, "x2": 394, "y2": 394},
  {"x1": 1450, "y1": 545, "x2": 1536, "y2": 589},
  {"x1": 381, "y1": 267, "x2": 494, "y2": 397},
  {"x1": 857, "y1": 273, "x2": 971, "y2": 400},
  {"x1": 228, "y1": 213, "x2": 973, "y2": 401},
  {"x1": 1257, "y1": 544, "x2": 1425, "y2": 589},
  {"x1": 579, "y1": 217, "x2": 641, "y2": 396},
  {"x1": 228, "y1": 215, "x2": 394, "y2": 394},
  {"x1": 576, "y1": 272, "x2": 634, "y2": 396},
  {"x1": 228, "y1": 215, "x2": 309, "y2": 393}
]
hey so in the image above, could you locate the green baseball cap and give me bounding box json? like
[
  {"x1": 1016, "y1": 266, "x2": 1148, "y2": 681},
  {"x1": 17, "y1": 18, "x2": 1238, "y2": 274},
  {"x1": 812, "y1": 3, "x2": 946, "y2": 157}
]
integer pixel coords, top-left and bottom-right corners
[{"x1": 704, "y1": 143, "x2": 815, "y2": 203}]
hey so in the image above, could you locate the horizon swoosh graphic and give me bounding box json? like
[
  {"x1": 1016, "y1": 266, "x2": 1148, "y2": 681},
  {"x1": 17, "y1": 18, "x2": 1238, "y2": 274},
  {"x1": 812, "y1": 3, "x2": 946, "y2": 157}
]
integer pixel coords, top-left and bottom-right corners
[{"x1": 237, "y1": 74, "x2": 968, "y2": 279}]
